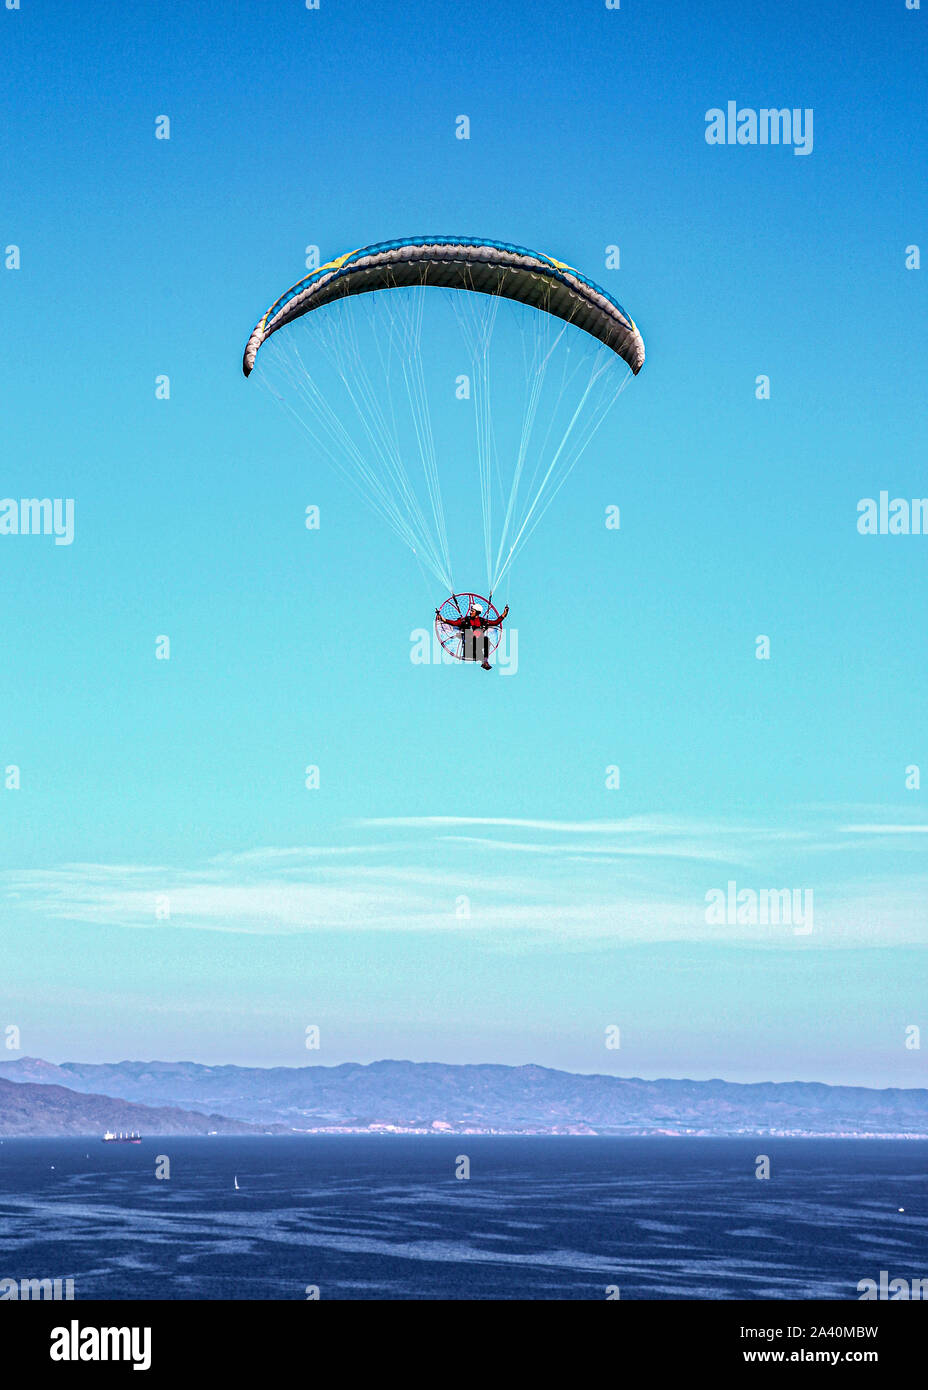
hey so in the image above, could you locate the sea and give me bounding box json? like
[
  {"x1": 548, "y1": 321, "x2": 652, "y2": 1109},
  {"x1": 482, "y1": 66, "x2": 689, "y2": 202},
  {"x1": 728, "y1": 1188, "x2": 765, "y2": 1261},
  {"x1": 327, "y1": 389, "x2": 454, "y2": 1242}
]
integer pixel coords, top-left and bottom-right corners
[{"x1": 0, "y1": 1136, "x2": 924, "y2": 1300}]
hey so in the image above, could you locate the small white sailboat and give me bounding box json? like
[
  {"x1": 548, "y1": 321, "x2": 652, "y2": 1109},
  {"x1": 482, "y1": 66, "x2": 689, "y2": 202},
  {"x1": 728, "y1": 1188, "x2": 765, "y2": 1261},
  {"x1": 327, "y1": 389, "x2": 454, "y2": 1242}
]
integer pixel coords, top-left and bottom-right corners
[{"x1": 234, "y1": 1175, "x2": 240, "y2": 1191}]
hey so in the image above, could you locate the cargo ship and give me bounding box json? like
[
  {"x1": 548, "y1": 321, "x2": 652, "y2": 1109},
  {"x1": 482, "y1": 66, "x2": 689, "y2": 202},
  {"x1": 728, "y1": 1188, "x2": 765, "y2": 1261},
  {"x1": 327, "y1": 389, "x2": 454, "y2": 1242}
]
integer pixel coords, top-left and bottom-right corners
[{"x1": 102, "y1": 1131, "x2": 142, "y2": 1143}]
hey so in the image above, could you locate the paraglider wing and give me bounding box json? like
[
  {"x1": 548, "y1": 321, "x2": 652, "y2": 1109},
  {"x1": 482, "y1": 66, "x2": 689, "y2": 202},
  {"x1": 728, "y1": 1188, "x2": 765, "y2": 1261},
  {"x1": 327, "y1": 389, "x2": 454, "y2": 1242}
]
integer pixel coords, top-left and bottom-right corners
[
  {"x1": 243, "y1": 237, "x2": 645, "y2": 378},
  {"x1": 243, "y1": 235, "x2": 645, "y2": 596}
]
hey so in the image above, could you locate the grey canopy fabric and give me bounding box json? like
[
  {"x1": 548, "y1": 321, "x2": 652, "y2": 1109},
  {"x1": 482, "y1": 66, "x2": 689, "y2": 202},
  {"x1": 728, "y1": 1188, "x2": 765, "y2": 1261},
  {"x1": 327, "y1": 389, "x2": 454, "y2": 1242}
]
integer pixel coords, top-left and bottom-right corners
[{"x1": 244, "y1": 237, "x2": 645, "y2": 377}]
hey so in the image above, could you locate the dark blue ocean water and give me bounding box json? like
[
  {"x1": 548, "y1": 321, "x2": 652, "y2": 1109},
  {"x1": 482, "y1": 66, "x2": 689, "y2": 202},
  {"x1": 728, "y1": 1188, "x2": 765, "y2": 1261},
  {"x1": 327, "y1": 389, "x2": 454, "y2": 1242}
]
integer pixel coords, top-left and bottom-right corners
[{"x1": 0, "y1": 1136, "x2": 924, "y2": 1300}]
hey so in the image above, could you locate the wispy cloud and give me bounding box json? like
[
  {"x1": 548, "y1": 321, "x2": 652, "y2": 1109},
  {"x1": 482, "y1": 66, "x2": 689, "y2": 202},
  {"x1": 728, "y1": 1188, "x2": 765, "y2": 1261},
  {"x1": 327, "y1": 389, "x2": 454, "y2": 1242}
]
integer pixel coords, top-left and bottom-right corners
[
  {"x1": 359, "y1": 814, "x2": 806, "y2": 837},
  {"x1": 840, "y1": 825, "x2": 928, "y2": 835},
  {"x1": 2, "y1": 812, "x2": 926, "y2": 945},
  {"x1": 437, "y1": 834, "x2": 739, "y2": 863},
  {"x1": 208, "y1": 845, "x2": 399, "y2": 865}
]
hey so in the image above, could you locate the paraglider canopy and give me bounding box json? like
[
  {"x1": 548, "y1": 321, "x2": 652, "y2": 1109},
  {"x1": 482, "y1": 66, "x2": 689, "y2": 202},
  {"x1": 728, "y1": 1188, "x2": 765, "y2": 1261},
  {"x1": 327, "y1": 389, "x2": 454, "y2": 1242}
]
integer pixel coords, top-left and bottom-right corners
[
  {"x1": 244, "y1": 237, "x2": 645, "y2": 378},
  {"x1": 244, "y1": 236, "x2": 645, "y2": 597}
]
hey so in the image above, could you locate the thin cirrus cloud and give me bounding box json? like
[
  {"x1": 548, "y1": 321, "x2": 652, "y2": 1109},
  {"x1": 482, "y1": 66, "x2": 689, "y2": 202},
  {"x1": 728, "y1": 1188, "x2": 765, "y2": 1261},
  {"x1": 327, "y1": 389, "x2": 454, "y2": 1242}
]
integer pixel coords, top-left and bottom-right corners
[
  {"x1": 359, "y1": 815, "x2": 751, "y2": 835},
  {"x1": 0, "y1": 813, "x2": 925, "y2": 943},
  {"x1": 840, "y1": 825, "x2": 928, "y2": 834},
  {"x1": 365, "y1": 812, "x2": 928, "y2": 850}
]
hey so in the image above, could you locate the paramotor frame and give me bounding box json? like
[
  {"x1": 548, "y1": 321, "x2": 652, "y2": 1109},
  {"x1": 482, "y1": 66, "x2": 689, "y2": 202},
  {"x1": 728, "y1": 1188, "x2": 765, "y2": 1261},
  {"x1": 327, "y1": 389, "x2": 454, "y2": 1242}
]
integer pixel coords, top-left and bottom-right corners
[{"x1": 435, "y1": 592, "x2": 502, "y2": 663}]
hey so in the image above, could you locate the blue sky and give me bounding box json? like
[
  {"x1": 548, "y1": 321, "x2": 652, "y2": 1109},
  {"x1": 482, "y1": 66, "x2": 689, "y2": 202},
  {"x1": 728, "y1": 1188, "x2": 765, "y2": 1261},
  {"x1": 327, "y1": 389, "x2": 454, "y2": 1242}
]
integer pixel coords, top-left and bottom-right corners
[{"x1": 1, "y1": 0, "x2": 926, "y2": 1084}]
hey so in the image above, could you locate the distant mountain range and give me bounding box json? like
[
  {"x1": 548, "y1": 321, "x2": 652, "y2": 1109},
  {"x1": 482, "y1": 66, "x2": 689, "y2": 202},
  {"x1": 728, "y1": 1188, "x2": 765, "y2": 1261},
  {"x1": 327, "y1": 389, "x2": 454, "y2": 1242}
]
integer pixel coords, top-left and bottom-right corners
[
  {"x1": 1, "y1": 1057, "x2": 927, "y2": 1137},
  {"x1": 0, "y1": 1075, "x2": 262, "y2": 1138}
]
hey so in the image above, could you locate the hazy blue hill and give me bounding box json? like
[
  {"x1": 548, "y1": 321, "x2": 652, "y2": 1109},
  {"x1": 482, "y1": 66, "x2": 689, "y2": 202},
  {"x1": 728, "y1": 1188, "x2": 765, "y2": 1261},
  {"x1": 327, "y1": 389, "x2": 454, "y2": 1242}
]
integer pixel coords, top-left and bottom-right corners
[
  {"x1": 1, "y1": 1058, "x2": 926, "y2": 1135},
  {"x1": 0, "y1": 1076, "x2": 265, "y2": 1137}
]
